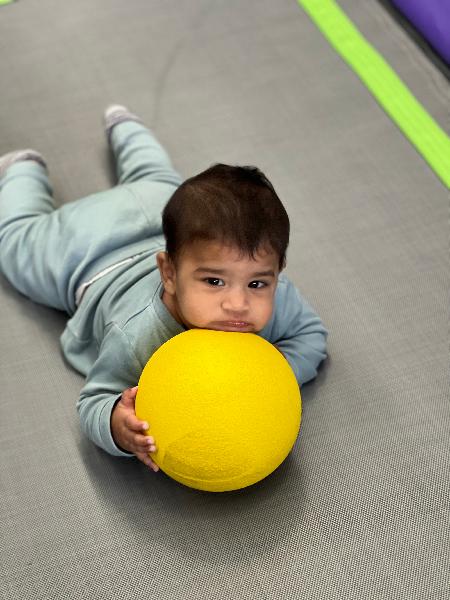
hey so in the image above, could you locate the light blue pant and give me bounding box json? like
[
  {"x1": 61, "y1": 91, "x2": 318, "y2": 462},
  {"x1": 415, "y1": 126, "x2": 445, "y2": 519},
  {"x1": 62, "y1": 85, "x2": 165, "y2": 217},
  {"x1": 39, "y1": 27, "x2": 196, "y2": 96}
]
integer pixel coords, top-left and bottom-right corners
[{"x1": 0, "y1": 121, "x2": 183, "y2": 315}]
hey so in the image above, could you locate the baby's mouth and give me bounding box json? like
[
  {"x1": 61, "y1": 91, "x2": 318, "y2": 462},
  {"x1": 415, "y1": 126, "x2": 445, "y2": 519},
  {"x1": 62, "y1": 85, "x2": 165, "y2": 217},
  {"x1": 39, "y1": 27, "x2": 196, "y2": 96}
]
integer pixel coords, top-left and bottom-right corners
[{"x1": 216, "y1": 321, "x2": 252, "y2": 331}]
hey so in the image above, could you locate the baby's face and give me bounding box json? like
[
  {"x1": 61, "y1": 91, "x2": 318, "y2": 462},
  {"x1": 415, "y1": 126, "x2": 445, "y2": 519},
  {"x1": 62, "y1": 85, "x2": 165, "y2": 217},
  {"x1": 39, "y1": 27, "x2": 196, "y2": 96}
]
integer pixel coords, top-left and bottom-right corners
[{"x1": 156, "y1": 240, "x2": 281, "y2": 333}]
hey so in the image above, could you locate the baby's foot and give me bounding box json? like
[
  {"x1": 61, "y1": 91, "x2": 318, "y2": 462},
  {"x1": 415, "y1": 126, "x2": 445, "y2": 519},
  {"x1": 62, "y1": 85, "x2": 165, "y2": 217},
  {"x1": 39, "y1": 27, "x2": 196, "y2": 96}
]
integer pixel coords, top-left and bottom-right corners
[
  {"x1": 104, "y1": 104, "x2": 143, "y2": 140},
  {"x1": 0, "y1": 149, "x2": 47, "y2": 177}
]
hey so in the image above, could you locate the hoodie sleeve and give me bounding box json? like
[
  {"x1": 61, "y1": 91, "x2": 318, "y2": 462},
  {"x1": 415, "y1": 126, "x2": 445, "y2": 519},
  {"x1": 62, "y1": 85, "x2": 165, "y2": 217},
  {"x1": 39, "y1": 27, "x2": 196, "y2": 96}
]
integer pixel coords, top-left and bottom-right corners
[
  {"x1": 76, "y1": 322, "x2": 144, "y2": 457},
  {"x1": 272, "y1": 277, "x2": 328, "y2": 386}
]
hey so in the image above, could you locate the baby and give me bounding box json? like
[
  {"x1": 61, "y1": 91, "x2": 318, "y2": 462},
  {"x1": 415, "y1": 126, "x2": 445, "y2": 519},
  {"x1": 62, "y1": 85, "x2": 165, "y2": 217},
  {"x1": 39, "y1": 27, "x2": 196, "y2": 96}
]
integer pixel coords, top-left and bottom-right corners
[{"x1": 0, "y1": 105, "x2": 328, "y2": 472}]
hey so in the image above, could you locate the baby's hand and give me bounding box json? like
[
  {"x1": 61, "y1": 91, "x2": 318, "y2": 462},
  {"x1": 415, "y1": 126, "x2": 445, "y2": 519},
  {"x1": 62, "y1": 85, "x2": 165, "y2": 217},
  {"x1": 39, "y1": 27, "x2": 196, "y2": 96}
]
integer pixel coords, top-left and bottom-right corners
[{"x1": 111, "y1": 386, "x2": 159, "y2": 472}]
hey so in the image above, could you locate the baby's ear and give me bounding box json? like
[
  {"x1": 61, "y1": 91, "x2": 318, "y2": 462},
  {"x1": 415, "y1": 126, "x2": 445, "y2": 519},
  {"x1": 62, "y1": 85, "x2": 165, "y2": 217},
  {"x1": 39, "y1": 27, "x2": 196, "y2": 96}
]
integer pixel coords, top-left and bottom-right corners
[
  {"x1": 156, "y1": 252, "x2": 177, "y2": 291},
  {"x1": 156, "y1": 252, "x2": 167, "y2": 271}
]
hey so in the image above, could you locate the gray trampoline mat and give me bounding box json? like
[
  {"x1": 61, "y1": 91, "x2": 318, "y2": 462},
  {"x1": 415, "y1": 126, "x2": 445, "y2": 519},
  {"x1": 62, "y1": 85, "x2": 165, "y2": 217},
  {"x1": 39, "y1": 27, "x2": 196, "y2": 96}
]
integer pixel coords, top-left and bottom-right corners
[{"x1": 0, "y1": 1, "x2": 449, "y2": 599}]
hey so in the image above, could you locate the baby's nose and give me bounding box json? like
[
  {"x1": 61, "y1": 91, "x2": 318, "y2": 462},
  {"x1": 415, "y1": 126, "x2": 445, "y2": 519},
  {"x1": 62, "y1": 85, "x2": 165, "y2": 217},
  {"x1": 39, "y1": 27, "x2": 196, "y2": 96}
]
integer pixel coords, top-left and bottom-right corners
[{"x1": 222, "y1": 291, "x2": 248, "y2": 311}]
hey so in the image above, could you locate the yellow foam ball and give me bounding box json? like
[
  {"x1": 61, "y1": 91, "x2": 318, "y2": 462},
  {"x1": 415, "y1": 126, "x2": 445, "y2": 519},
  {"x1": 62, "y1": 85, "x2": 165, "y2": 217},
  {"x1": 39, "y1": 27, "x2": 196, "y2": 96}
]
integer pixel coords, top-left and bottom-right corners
[{"x1": 135, "y1": 329, "x2": 301, "y2": 492}]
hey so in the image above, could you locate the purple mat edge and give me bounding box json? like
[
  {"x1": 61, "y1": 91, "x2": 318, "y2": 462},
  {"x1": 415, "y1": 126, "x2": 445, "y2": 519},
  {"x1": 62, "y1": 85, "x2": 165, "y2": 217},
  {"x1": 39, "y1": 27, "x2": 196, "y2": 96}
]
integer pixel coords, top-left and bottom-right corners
[{"x1": 391, "y1": 0, "x2": 450, "y2": 64}]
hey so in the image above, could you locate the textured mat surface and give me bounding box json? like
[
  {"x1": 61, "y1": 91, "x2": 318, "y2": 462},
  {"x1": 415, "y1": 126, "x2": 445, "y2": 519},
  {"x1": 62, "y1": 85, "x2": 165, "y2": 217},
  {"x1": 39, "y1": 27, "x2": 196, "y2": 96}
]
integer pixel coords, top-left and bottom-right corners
[
  {"x1": 0, "y1": 1, "x2": 449, "y2": 599},
  {"x1": 298, "y1": 0, "x2": 450, "y2": 187}
]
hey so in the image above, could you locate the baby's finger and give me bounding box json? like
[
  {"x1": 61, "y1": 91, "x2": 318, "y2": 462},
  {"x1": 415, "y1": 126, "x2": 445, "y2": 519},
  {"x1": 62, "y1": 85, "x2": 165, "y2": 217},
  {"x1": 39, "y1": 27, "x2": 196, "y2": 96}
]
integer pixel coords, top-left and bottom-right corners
[
  {"x1": 131, "y1": 431, "x2": 157, "y2": 453},
  {"x1": 120, "y1": 386, "x2": 138, "y2": 407},
  {"x1": 136, "y1": 450, "x2": 160, "y2": 472},
  {"x1": 126, "y1": 412, "x2": 150, "y2": 433}
]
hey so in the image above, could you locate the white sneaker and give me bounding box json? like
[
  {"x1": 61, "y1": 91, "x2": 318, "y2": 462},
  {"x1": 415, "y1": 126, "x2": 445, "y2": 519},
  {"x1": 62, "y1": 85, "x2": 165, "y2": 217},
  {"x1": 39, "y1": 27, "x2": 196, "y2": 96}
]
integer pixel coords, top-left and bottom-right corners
[{"x1": 0, "y1": 149, "x2": 47, "y2": 177}]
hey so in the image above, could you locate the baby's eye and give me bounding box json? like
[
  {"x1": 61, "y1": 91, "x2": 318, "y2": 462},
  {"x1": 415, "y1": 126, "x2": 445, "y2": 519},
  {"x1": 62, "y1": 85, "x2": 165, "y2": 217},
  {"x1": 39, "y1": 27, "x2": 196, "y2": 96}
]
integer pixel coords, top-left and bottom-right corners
[
  {"x1": 249, "y1": 281, "x2": 267, "y2": 289},
  {"x1": 204, "y1": 278, "x2": 224, "y2": 286}
]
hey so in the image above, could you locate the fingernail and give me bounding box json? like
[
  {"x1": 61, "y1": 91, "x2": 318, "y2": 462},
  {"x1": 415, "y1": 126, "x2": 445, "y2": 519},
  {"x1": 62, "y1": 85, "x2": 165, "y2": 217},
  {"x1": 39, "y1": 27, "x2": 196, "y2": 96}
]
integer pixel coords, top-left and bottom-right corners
[
  {"x1": 132, "y1": 386, "x2": 138, "y2": 392},
  {"x1": 142, "y1": 422, "x2": 149, "y2": 430}
]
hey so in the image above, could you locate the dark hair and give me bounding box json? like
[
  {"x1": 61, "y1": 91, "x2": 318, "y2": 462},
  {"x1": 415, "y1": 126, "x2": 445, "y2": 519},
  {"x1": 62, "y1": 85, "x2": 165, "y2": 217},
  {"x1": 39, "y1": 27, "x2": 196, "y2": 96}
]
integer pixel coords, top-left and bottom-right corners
[{"x1": 161, "y1": 163, "x2": 290, "y2": 271}]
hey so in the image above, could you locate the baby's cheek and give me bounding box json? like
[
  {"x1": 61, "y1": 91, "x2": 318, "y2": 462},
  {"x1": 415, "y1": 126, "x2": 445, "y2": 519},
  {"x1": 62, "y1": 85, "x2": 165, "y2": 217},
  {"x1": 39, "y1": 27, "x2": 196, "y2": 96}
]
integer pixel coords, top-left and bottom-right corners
[
  {"x1": 258, "y1": 299, "x2": 275, "y2": 324},
  {"x1": 181, "y1": 298, "x2": 210, "y2": 326}
]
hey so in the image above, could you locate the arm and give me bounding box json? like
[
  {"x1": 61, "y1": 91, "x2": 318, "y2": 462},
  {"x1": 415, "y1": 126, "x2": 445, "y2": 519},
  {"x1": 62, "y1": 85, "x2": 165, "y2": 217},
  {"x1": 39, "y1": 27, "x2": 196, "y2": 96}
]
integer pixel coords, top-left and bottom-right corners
[
  {"x1": 273, "y1": 278, "x2": 328, "y2": 386},
  {"x1": 76, "y1": 322, "x2": 144, "y2": 457}
]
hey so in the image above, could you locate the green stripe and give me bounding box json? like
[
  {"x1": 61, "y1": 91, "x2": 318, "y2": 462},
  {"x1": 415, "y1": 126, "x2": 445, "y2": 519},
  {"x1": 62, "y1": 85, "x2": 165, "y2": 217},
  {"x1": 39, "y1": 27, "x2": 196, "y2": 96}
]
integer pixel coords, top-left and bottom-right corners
[{"x1": 297, "y1": 0, "x2": 450, "y2": 189}]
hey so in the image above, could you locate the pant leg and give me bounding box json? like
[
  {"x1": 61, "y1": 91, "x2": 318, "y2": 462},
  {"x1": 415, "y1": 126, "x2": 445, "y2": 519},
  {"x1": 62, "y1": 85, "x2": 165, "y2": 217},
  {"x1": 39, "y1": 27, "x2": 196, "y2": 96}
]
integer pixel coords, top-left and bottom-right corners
[
  {"x1": 0, "y1": 161, "x2": 72, "y2": 313},
  {"x1": 0, "y1": 124, "x2": 182, "y2": 315},
  {"x1": 110, "y1": 120, "x2": 183, "y2": 186}
]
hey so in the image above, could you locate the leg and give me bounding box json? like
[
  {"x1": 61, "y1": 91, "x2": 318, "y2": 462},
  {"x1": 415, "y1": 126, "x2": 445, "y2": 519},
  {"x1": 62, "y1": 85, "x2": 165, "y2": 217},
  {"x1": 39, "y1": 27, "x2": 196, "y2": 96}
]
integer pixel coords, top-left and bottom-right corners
[
  {"x1": 106, "y1": 107, "x2": 183, "y2": 187},
  {"x1": 0, "y1": 160, "x2": 71, "y2": 313}
]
